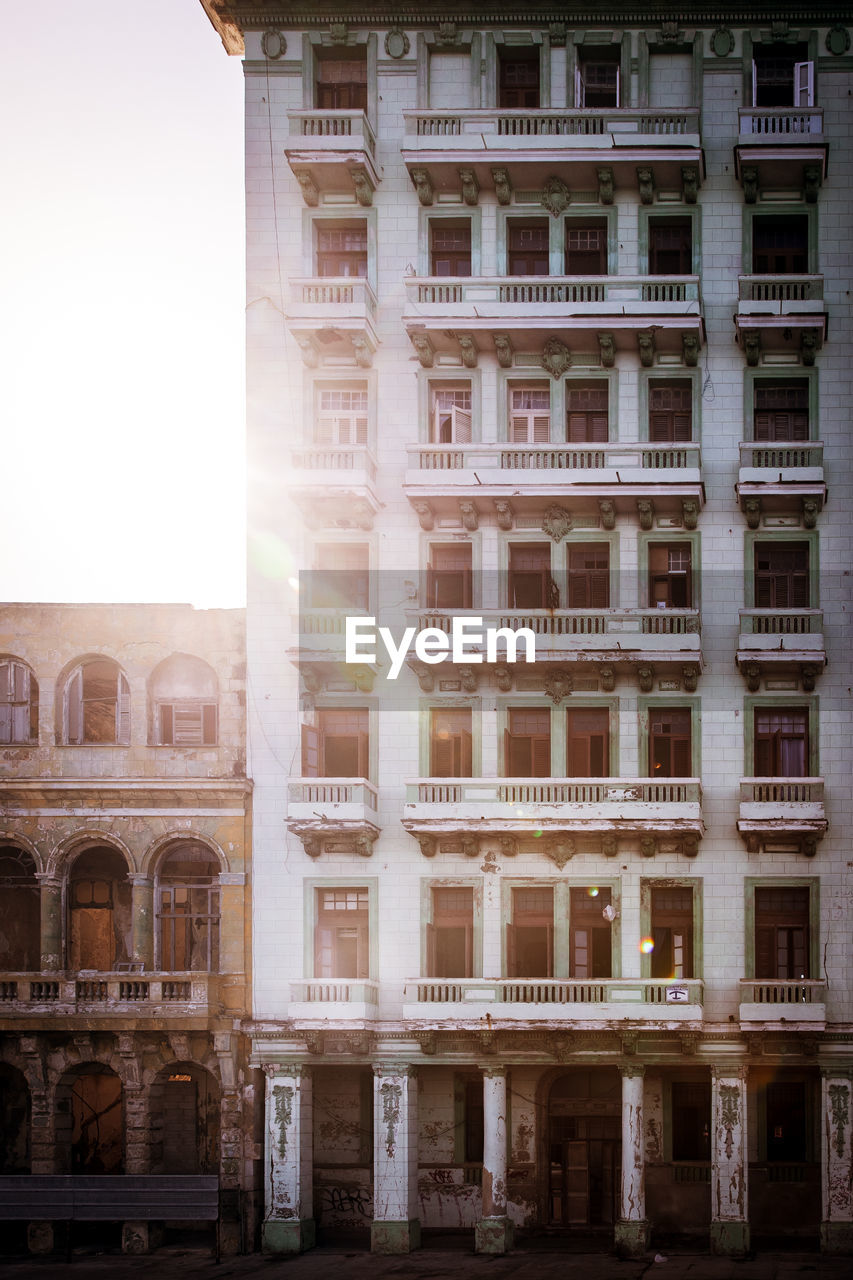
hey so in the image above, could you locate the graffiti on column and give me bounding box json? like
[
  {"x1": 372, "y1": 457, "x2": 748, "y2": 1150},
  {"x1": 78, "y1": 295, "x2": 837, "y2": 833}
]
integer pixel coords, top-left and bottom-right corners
[
  {"x1": 380, "y1": 1081, "x2": 402, "y2": 1158},
  {"x1": 273, "y1": 1084, "x2": 293, "y2": 1160},
  {"x1": 719, "y1": 1084, "x2": 739, "y2": 1160},
  {"x1": 829, "y1": 1082, "x2": 849, "y2": 1159}
]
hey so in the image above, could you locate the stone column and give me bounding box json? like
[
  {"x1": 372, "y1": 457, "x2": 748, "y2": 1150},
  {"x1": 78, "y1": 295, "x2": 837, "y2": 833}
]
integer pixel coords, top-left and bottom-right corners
[
  {"x1": 262, "y1": 1063, "x2": 315, "y2": 1255},
  {"x1": 371, "y1": 1063, "x2": 420, "y2": 1254},
  {"x1": 129, "y1": 876, "x2": 154, "y2": 970},
  {"x1": 475, "y1": 1066, "x2": 513, "y2": 1253},
  {"x1": 37, "y1": 875, "x2": 62, "y2": 971},
  {"x1": 710, "y1": 1065, "x2": 749, "y2": 1256},
  {"x1": 614, "y1": 1063, "x2": 649, "y2": 1258},
  {"x1": 820, "y1": 1070, "x2": 853, "y2": 1254}
]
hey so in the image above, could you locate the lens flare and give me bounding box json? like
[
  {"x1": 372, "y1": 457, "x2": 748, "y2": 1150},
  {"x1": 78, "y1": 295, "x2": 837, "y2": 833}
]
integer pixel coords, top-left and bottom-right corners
[
  {"x1": 533, "y1": 829, "x2": 543, "y2": 838},
  {"x1": 588, "y1": 886, "x2": 599, "y2": 897},
  {"x1": 640, "y1": 937, "x2": 655, "y2": 955}
]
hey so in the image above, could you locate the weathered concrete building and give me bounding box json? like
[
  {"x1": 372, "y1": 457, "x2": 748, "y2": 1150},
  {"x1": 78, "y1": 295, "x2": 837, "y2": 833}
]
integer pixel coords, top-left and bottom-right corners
[
  {"x1": 0, "y1": 603, "x2": 256, "y2": 1253},
  {"x1": 203, "y1": 0, "x2": 852, "y2": 1259}
]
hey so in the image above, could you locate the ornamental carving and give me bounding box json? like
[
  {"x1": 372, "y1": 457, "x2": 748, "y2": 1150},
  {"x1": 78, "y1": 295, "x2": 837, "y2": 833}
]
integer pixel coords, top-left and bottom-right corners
[
  {"x1": 409, "y1": 332, "x2": 435, "y2": 369},
  {"x1": 742, "y1": 166, "x2": 758, "y2": 204},
  {"x1": 682, "y1": 333, "x2": 699, "y2": 368},
  {"x1": 410, "y1": 167, "x2": 434, "y2": 207},
  {"x1": 637, "y1": 499, "x2": 655, "y2": 531},
  {"x1": 351, "y1": 335, "x2": 373, "y2": 370},
  {"x1": 498, "y1": 835, "x2": 517, "y2": 859},
  {"x1": 541, "y1": 337, "x2": 571, "y2": 378},
  {"x1": 417, "y1": 834, "x2": 436, "y2": 858},
  {"x1": 492, "y1": 167, "x2": 512, "y2": 206},
  {"x1": 637, "y1": 167, "x2": 655, "y2": 205},
  {"x1": 719, "y1": 1084, "x2": 740, "y2": 1158},
  {"x1": 494, "y1": 498, "x2": 514, "y2": 530},
  {"x1": 261, "y1": 31, "x2": 287, "y2": 60},
  {"x1": 461, "y1": 835, "x2": 479, "y2": 859},
  {"x1": 637, "y1": 329, "x2": 656, "y2": 368},
  {"x1": 493, "y1": 332, "x2": 513, "y2": 368},
  {"x1": 597, "y1": 167, "x2": 614, "y2": 206},
  {"x1": 494, "y1": 665, "x2": 513, "y2": 692},
  {"x1": 826, "y1": 26, "x2": 851, "y2": 56},
  {"x1": 349, "y1": 167, "x2": 373, "y2": 208},
  {"x1": 544, "y1": 670, "x2": 572, "y2": 704},
  {"x1": 597, "y1": 331, "x2": 615, "y2": 368},
  {"x1": 542, "y1": 175, "x2": 571, "y2": 217},
  {"x1": 292, "y1": 167, "x2": 319, "y2": 207},
  {"x1": 800, "y1": 331, "x2": 818, "y2": 367},
  {"x1": 459, "y1": 169, "x2": 479, "y2": 207},
  {"x1": 542, "y1": 503, "x2": 573, "y2": 542},
  {"x1": 454, "y1": 331, "x2": 478, "y2": 368},
  {"x1": 681, "y1": 497, "x2": 698, "y2": 530},
  {"x1": 384, "y1": 29, "x2": 410, "y2": 59},
  {"x1": 547, "y1": 836, "x2": 574, "y2": 869},
  {"x1": 599, "y1": 665, "x2": 615, "y2": 692},
  {"x1": 804, "y1": 166, "x2": 821, "y2": 204},
  {"x1": 711, "y1": 27, "x2": 734, "y2": 57},
  {"x1": 598, "y1": 499, "x2": 616, "y2": 530},
  {"x1": 459, "y1": 500, "x2": 479, "y2": 531},
  {"x1": 743, "y1": 329, "x2": 761, "y2": 367},
  {"x1": 743, "y1": 496, "x2": 761, "y2": 530}
]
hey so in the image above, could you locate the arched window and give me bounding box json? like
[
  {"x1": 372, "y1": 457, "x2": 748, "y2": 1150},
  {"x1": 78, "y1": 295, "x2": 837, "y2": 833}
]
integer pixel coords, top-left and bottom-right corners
[
  {"x1": 0, "y1": 659, "x2": 38, "y2": 744},
  {"x1": 149, "y1": 654, "x2": 218, "y2": 746},
  {"x1": 0, "y1": 846, "x2": 40, "y2": 969},
  {"x1": 156, "y1": 843, "x2": 220, "y2": 972},
  {"x1": 64, "y1": 659, "x2": 130, "y2": 745},
  {"x1": 68, "y1": 847, "x2": 131, "y2": 970}
]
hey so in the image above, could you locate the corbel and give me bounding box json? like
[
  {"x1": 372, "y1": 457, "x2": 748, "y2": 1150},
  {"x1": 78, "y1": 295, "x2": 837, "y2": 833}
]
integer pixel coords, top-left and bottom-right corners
[
  {"x1": 349, "y1": 166, "x2": 373, "y2": 207},
  {"x1": 803, "y1": 165, "x2": 821, "y2": 204},
  {"x1": 743, "y1": 496, "x2": 761, "y2": 530},
  {"x1": 410, "y1": 166, "x2": 434, "y2": 206},
  {"x1": 493, "y1": 498, "x2": 514, "y2": 530},
  {"x1": 292, "y1": 167, "x2": 319, "y2": 207},
  {"x1": 636, "y1": 166, "x2": 655, "y2": 205},
  {"x1": 743, "y1": 329, "x2": 761, "y2": 367},
  {"x1": 640, "y1": 835, "x2": 656, "y2": 858},
  {"x1": 491, "y1": 167, "x2": 512, "y2": 206},
  {"x1": 637, "y1": 666, "x2": 654, "y2": 693},
  {"x1": 637, "y1": 328, "x2": 656, "y2": 368},
  {"x1": 681, "y1": 497, "x2": 699, "y2": 530},
  {"x1": 636, "y1": 498, "x2": 655, "y2": 530},
  {"x1": 493, "y1": 331, "x2": 513, "y2": 367},
  {"x1": 742, "y1": 166, "x2": 758, "y2": 204},
  {"x1": 351, "y1": 334, "x2": 373, "y2": 369},
  {"x1": 682, "y1": 333, "x2": 699, "y2": 368},
  {"x1": 459, "y1": 500, "x2": 479, "y2": 531},
  {"x1": 597, "y1": 166, "x2": 614, "y2": 205},
  {"x1": 597, "y1": 331, "x2": 616, "y2": 368},
  {"x1": 413, "y1": 499, "x2": 435, "y2": 530},
  {"x1": 681, "y1": 166, "x2": 698, "y2": 204},
  {"x1": 409, "y1": 330, "x2": 435, "y2": 368},
  {"x1": 295, "y1": 334, "x2": 320, "y2": 368},
  {"x1": 459, "y1": 168, "x2": 479, "y2": 207},
  {"x1": 453, "y1": 331, "x2": 478, "y2": 368},
  {"x1": 416, "y1": 834, "x2": 437, "y2": 858}
]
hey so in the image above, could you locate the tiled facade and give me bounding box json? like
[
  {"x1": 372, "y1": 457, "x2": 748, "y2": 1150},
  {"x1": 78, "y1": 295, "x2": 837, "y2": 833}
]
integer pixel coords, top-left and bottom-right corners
[
  {"x1": 210, "y1": 0, "x2": 852, "y2": 1258},
  {"x1": 0, "y1": 604, "x2": 257, "y2": 1254}
]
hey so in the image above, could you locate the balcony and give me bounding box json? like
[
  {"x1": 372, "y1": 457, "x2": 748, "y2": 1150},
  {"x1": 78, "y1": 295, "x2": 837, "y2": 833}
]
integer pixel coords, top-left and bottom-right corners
[
  {"x1": 405, "y1": 275, "x2": 704, "y2": 365},
  {"x1": 287, "y1": 978, "x2": 379, "y2": 1021},
  {"x1": 0, "y1": 973, "x2": 222, "y2": 1020},
  {"x1": 288, "y1": 445, "x2": 381, "y2": 530},
  {"x1": 404, "y1": 440, "x2": 704, "y2": 521},
  {"x1": 287, "y1": 777, "x2": 380, "y2": 857},
  {"x1": 737, "y1": 610, "x2": 826, "y2": 688},
  {"x1": 737, "y1": 777, "x2": 827, "y2": 856},
  {"x1": 738, "y1": 978, "x2": 826, "y2": 1028},
  {"x1": 402, "y1": 977, "x2": 704, "y2": 1023},
  {"x1": 735, "y1": 277, "x2": 826, "y2": 364},
  {"x1": 404, "y1": 777, "x2": 703, "y2": 858},
  {"x1": 401, "y1": 108, "x2": 702, "y2": 199},
  {"x1": 735, "y1": 108, "x2": 826, "y2": 199},
  {"x1": 736, "y1": 440, "x2": 825, "y2": 523},
  {"x1": 285, "y1": 110, "x2": 380, "y2": 205},
  {"x1": 286, "y1": 277, "x2": 378, "y2": 367}
]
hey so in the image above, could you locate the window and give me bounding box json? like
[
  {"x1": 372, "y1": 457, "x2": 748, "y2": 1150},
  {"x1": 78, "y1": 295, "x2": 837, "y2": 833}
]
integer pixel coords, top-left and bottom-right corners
[
  {"x1": 765, "y1": 1082, "x2": 807, "y2": 1162},
  {"x1": 314, "y1": 887, "x2": 369, "y2": 979},
  {"x1": 312, "y1": 543, "x2": 369, "y2": 610},
  {"x1": 649, "y1": 218, "x2": 692, "y2": 275},
  {"x1": 430, "y1": 708, "x2": 473, "y2": 777},
  {"x1": 431, "y1": 385, "x2": 472, "y2": 443},
  {"x1": 565, "y1": 220, "x2": 608, "y2": 275},
  {"x1": 509, "y1": 543, "x2": 558, "y2": 609},
  {"x1": 754, "y1": 380, "x2": 809, "y2": 442},
  {"x1": 159, "y1": 702, "x2": 217, "y2": 747},
  {"x1": 508, "y1": 221, "x2": 549, "y2": 276},
  {"x1": 649, "y1": 382, "x2": 692, "y2": 442},
  {"x1": 68, "y1": 848, "x2": 131, "y2": 970},
  {"x1": 317, "y1": 223, "x2": 367, "y2": 277},
  {"x1": 754, "y1": 542, "x2": 809, "y2": 609},
  {"x1": 567, "y1": 708, "x2": 610, "y2": 777},
  {"x1": 752, "y1": 216, "x2": 808, "y2": 274},
  {"x1": 150, "y1": 653, "x2": 219, "y2": 748},
  {"x1": 0, "y1": 846, "x2": 40, "y2": 970},
  {"x1": 316, "y1": 386, "x2": 368, "y2": 446},
  {"x1": 754, "y1": 708, "x2": 808, "y2": 777},
  {"x1": 752, "y1": 47, "x2": 813, "y2": 108},
  {"x1": 649, "y1": 708, "x2": 692, "y2": 777},
  {"x1": 498, "y1": 50, "x2": 540, "y2": 108},
  {"x1": 672, "y1": 1083, "x2": 710, "y2": 1161},
  {"x1": 428, "y1": 886, "x2": 473, "y2": 977},
  {"x1": 509, "y1": 385, "x2": 550, "y2": 442},
  {"x1": 0, "y1": 659, "x2": 38, "y2": 744},
  {"x1": 430, "y1": 221, "x2": 471, "y2": 276},
  {"x1": 649, "y1": 543, "x2": 692, "y2": 608},
  {"x1": 507, "y1": 887, "x2": 553, "y2": 977},
  {"x1": 568, "y1": 544, "x2": 609, "y2": 609},
  {"x1": 576, "y1": 53, "x2": 620, "y2": 108},
  {"x1": 505, "y1": 707, "x2": 550, "y2": 777},
  {"x1": 427, "y1": 543, "x2": 472, "y2": 609},
  {"x1": 316, "y1": 53, "x2": 367, "y2": 110},
  {"x1": 302, "y1": 708, "x2": 369, "y2": 778},
  {"x1": 650, "y1": 886, "x2": 694, "y2": 978},
  {"x1": 755, "y1": 886, "x2": 810, "y2": 979},
  {"x1": 65, "y1": 659, "x2": 130, "y2": 745},
  {"x1": 570, "y1": 887, "x2": 612, "y2": 978},
  {"x1": 567, "y1": 383, "x2": 608, "y2": 443},
  {"x1": 157, "y1": 844, "x2": 220, "y2": 972}
]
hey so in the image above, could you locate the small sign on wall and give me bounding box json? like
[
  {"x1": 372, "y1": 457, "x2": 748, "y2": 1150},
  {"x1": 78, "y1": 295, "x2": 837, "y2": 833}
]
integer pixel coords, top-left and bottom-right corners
[{"x1": 666, "y1": 985, "x2": 689, "y2": 1004}]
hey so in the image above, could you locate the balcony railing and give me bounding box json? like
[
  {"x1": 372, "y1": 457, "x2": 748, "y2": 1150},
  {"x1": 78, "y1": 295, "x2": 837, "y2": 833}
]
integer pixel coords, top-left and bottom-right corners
[
  {"x1": 407, "y1": 607, "x2": 700, "y2": 639},
  {"x1": 738, "y1": 107, "x2": 823, "y2": 137},
  {"x1": 738, "y1": 275, "x2": 823, "y2": 302},
  {"x1": 739, "y1": 777, "x2": 824, "y2": 804},
  {"x1": 738, "y1": 440, "x2": 823, "y2": 470},
  {"x1": 290, "y1": 979, "x2": 379, "y2": 1005},
  {"x1": 407, "y1": 778, "x2": 701, "y2": 805},
  {"x1": 404, "y1": 107, "x2": 700, "y2": 139},
  {"x1": 290, "y1": 277, "x2": 377, "y2": 315},
  {"x1": 739, "y1": 978, "x2": 825, "y2": 1005},
  {"x1": 406, "y1": 441, "x2": 701, "y2": 474},
  {"x1": 405, "y1": 976, "x2": 704, "y2": 1010},
  {"x1": 407, "y1": 275, "x2": 699, "y2": 309},
  {"x1": 0, "y1": 973, "x2": 216, "y2": 1010},
  {"x1": 287, "y1": 109, "x2": 377, "y2": 157},
  {"x1": 740, "y1": 609, "x2": 823, "y2": 636},
  {"x1": 288, "y1": 778, "x2": 379, "y2": 810},
  {"x1": 291, "y1": 445, "x2": 378, "y2": 481}
]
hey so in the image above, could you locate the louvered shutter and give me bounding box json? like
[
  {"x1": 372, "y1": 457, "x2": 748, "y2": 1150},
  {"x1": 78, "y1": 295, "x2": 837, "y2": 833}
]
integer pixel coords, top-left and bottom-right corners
[
  {"x1": 508, "y1": 732, "x2": 531, "y2": 776},
  {"x1": 118, "y1": 673, "x2": 131, "y2": 744},
  {"x1": 794, "y1": 61, "x2": 814, "y2": 108},
  {"x1": 672, "y1": 735, "x2": 691, "y2": 777},
  {"x1": 614, "y1": 65, "x2": 621, "y2": 107},
  {"x1": 431, "y1": 733, "x2": 455, "y2": 777},
  {"x1": 301, "y1": 723, "x2": 319, "y2": 776},
  {"x1": 461, "y1": 729, "x2": 473, "y2": 778},
  {"x1": 316, "y1": 415, "x2": 335, "y2": 444},
  {"x1": 756, "y1": 925, "x2": 775, "y2": 979},
  {"x1": 532, "y1": 734, "x2": 551, "y2": 778},
  {"x1": 567, "y1": 411, "x2": 608, "y2": 442},
  {"x1": 426, "y1": 922, "x2": 437, "y2": 977},
  {"x1": 453, "y1": 406, "x2": 472, "y2": 443},
  {"x1": 160, "y1": 704, "x2": 174, "y2": 744},
  {"x1": 506, "y1": 922, "x2": 517, "y2": 977},
  {"x1": 67, "y1": 668, "x2": 82, "y2": 744},
  {"x1": 315, "y1": 926, "x2": 334, "y2": 979},
  {"x1": 11, "y1": 664, "x2": 29, "y2": 742},
  {"x1": 511, "y1": 412, "x2": 549, "y2": 443},
  {"x1": 358, "y1": 730, "x2": 369, "y2": 779},
  {"x1": 202, "y1": 704, "x2": 217, "y2": 745}
]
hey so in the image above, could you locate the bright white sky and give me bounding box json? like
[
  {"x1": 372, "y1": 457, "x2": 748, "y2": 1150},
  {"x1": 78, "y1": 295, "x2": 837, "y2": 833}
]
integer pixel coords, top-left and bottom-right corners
[{"x1": 0, "y1": 0, "x2": 245, "y2": 607}]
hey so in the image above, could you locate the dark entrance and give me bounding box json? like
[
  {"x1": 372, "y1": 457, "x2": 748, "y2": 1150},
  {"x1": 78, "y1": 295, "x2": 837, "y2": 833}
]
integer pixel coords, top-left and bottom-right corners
[{"x1": 547, "y1": 1070, "x2": 620, "y2": 1228}]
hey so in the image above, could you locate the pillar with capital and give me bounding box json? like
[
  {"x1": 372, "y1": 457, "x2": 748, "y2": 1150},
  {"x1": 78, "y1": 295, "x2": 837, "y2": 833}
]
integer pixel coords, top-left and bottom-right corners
[
  {"x1": 820, "y1": 1069, "x2": 853, "y2": 1254},
  {"x1": 614, "y1": 1063, "x2": 649, "y2": 1257},
  {"x1": 371, "y1": 1063, "x2": 420, "y2": 1254},
  {"x1": 475, "y1": 1066, "x2": 513, "y2": 1253},
  {"x1": 37, "y1": 874, "x2": 62, "y2": 971},
  {"x1": 262, "y1": 1063, "x2": 315, "y2": 1255},
  {"x1": 710, "y1": 1065, "x2": 749, "y2": 1256},
  {"x1": 129, "y1": 875, "x2": 154, "y2": 969}
]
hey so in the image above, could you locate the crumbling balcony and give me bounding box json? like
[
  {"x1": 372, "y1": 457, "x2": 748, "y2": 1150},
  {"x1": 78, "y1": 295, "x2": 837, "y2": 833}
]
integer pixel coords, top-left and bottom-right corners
[
  {"x1": 286, "y1": 276, "x2": 379, "y2": 367},
  {"x1": 286, "y1": 777, "x2": 380, "y2": 858},
  {"x1": 402, "y1": 976, "x2": 704, "y2": 1023},
  {"x1": 736, "y1": 439, "x2": 825, "y2": 524},
  {"x1": 738, "y1": 978, "x2": 826, "y2": 1028},
  {"x1": 287, "y1": 978, "x2": 379, "y2": 1021},
  {"x1": 736, "y1": 609, "x2": 826, "y2": 689},
  {"x1": 0, "y1": 972, "x2": 222, "y2": 1021},
  {"x1": 735, "y1": 276, "x2": 826, "y2": 364},
  {"x1": 737, "y1": 777, "x2": 827, "y2": 856},
  {"x1": 286, "y1": 109, "x2": 381, "y2": 205},
  {"x1": 289, "y1": 445, "x2": 381, "y2": 530},
  {"x1": 735, "y1": 107, "x2": 827, "y2": 199}
]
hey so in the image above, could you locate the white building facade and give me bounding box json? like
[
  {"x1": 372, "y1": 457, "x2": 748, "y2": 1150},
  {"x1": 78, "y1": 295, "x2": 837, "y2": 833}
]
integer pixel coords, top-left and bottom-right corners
[{"x1": 203, "y1": 0, "x2": 853, "y2": 1257}]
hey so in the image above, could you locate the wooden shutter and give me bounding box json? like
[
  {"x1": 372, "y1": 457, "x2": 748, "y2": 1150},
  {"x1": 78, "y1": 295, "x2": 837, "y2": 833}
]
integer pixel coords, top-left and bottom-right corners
[
  {"x1": 314, "y1": 925, "x2": 334, "y2": 979},
  {"x1": 426, "y1": 921, "x2": 437, "y2": 977},
  {"x1": 461, "y1": 729, "x2": 473, "y2": 777},
  {"x1": 117, "y1": 673, "x2": 131, "y2": 744},
  {"x1": 756, "y1": 925, "x2": 775, "y2": 979},
  {"x1": 67, "y1": 668, "x2": 82, "y2": 744},
  {"x1": 301, "y1": 723, "x2": 319, "y2": 776},
  {"x1": 358, "y1": 730, "x2": 369, "y2": 779},
  {"x1": 794, "y1": 61, "x2": 814, "y2": 107},
  {"x1": 507, "y1": 732, "x2": 531, "y2": 776},
  {"x1": 567, "y1": 709, "x2": 609, "y2": 777},
  {"x1": 574, "y1": 64, "x2": 585, "y2": 108},
  {"x1": 453, "y1": 406, "x2": 472, "y2": 443},
  {"x1": 160, "y1": 704, "x2": 174, "y2": 744},
  {"x1": 431, "y1": 732, "x2": 456, "y2": 777},
  {"x1": 532, "y1": 734, "x2": 551, "y2": 778},
  {"x1": 506, "y1": 922, "x2": 517, "y2": 977},
  {"x1": 751, "y1": 60, "x2": 758, "y2": 107}
]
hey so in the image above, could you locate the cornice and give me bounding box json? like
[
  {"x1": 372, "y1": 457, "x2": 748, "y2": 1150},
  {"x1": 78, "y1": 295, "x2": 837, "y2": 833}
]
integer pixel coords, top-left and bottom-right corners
[{"x1": 0, "y1": 776, "x2": 252, "y2": 810}]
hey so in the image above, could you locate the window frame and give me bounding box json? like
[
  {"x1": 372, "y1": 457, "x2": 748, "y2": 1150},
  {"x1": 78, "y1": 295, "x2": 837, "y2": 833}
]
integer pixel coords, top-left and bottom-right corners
[
  {"x1": 743, "y1": 695, "x2": 819, "y2": 779},
  {"x1": 422, "y1": 536, "x2": 478, "y2": 610},
  {"x1": 744, "y1": 368, "x2": 817, "y2": 443},
  {"x1": 156, "y1": 700, "x2": 218, "y2": 747},
  {"x1": 506, "y1": 540, "x2": 558, "y2": 611},
  {"x1": 428, "y1": 706, "x2": 474, "y2": 778},
  {"x1": 421, "y1": 878, "x2": 482, "y2": 979},
  {"x1": 744, "y1": 530, "x2": 819, "y2": 609},
  {"x1": 504, "y1": 704, "x2": 552, "y2": 777},
  {"x1": 420, "y1": 208, "x2": 482, "y2": 279},
  {"x1": 419, "y1": 369, "x2": 481, "y2": 445},
  {"x1": 62, "y1": 658, "x2": 131, "y2": 747},
  {"x1": 0, "y1": 658, "x2": 38, "y2": 745},
  {"x1": 310, "y1": 539, "x2": 372, "y2": 613},
  {"x1": 639, "y1": 531, "x2": 701, "y2": 612},
  {"x1": 640, "y1": 877, "x2": 704, "y2": 980},
  {"x1": 638, "y1": 207, "x2": 701, "y2": 278},
  {"x1": 741, "y1": 204, "x2": 818, "y2": 278},
  {"x1": 639, "y1": 368, "x2": 701, "y2": 444},
  {"x1": 303, "y1": 31, "x2": 378, "y2": 129},
  {"x1": 304, "y1": 877, "x2": 379, "y2": 980},
  {"x1": 744, "y1": 876, "x2": 819, "y2": 982},
  {"x1": 303, "y1": 207, "x2": 378, "y2": 291},
  {"x1": 507, "y1": 380, "x2": 552, "y2": 444},
  {"x1": 638, "y1": 696, "x2": 702, "y2": 779},
  {"x1": 502, "y1": 877, "x2": 621, "y2": 980}
]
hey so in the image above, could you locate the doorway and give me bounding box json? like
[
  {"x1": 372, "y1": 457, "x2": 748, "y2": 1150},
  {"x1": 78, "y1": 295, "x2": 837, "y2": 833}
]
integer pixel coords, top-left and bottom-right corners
[{"x1": 547, "y1": 1070, "x2": 620, "y2": 1229}]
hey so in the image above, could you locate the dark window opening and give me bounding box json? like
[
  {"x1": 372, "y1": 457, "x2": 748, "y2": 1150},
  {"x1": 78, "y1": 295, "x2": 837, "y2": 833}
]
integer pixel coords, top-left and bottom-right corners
[
  {"x1": 302, "y1": 708, "x2": 369, "y2": 778},
  {"x1": 565, "y1": 220, "x2": 608, "y2": 275},
  {"x1": 649, "y1": 542, "x2": 692, "y2": 608},
  {"x1": 755, "y1": 886, "x2": 810, "y2": 979},
  {"x1": 427, "y1": 543, "x2": 473, "y2": 609},
  {"x1": 567, "y1": 708, "x2": 610, "y2": 778},
  {"x1": 649, "y1": 382, "x2": 692, "y2": 442},
  {"x1": 570, "y1": 886, "x2": 612, "y2": 978},
  {"x1": 158, "y1": 702, "x2": 217, "y2": 747},
  {"x1": 754, "y1": 381, "x2": 809, "y2": 442},
  {"x1": 316, "y1": 54, "x2": 367, "y2": 110},
  {"x1": 567, "y1": 383, "x2": 609, "y2": 443},
  {"x1": 431, "y1": 385, "x2": 472, "y2": 443},
  {"x1": 568, "y1": 544, "x2": 610, "y2": 610},
  {"x1": 0, "y1": 847, "x2": 40, "y2": 971},
  {"x1": 508, "y1": 221, "x2": 549, "y2": 276},
  {"x1": 430, "y1": 221, "x2": 472, "y2": 277},
  {"x1": 650, "y1": 886, "x2": 694, "y2": 979},
  {"x1": 507, "y1": 886, "x2": 554, "y2": 977},
  {"x1": 428, "y1": 886, "x2": 474, "y2": 978},
  {"x1": 754, "y1": 707, "x2": 808, "y2": 778},
  {"x1": 649, "y1": 217, "x2": 692, "y2": 275},
  {"x1": 752, "y1": 46, "x2": 811, "y2": 108},
  {"x1": 505, "y1": 707, "x2": 550, "y2": 777},
  {"x1": 752, "y1": 216, "x2": 808, "y2": 275},
  {"x1": 650, "y1": 709, "x2": 692, "y2": 778},
  {"x1": 317, "y1": 223, "x2": 368, "y2": 277},
  {"x1": 576, "y1": 55, "x2": 620, "y2": 108},
  {"x1": 766, "y1": 1081, "x2": 807, "y2": 1162},
  {"x1": 157, "y1": 845, "x2": 220, "y2": 973},
  {"x1": 672, "y1": 1082, "x2": 711, "y2": 1161},
  {"x1": 509, "y1": 542, "x2": 558, "y2": 609},
  {"x1": 754, "y1": 542, "x2": 809, "y2": 610},
  {"x1": 464, "y1": 1079, "x2": 484, "y2": 1162},
  {"x1": 315, "y1": 887, "x2": 369, "y2": 979},
  {"x1": 430, "y1": 708, "x2": 473, "y2": 778},
  {"x1": 499, "y1": 50, "x2": 540, "y2": 108}
]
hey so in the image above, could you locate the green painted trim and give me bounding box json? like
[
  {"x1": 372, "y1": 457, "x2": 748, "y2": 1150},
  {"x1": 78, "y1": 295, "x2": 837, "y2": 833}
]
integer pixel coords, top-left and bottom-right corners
[
  {"x1": 743, "y1": 367, "x2": 817, "y2": 442},
  {"x1": 419, "y1": 207, "x2": 483, "y2": 278},
  {"x1": 420, "y1": 531, "x2": 482, "y2": 607},
  {"x1": 710, "y1": 1220, "x2": 749, "y2": 1257},
  {"x1": 303, "y1": 876, "x2": 379, "y2": 979},
  {"x1": 637, "y1": 530, "x2": 701, "y2": 610},
  {"x1": 638, "y1": 205, "x2": 702, "y2": 275},
  {"x1": 742, "y1": 693, "x2": 820, "y2": 778},
  {"x1": 638, "y1": 368, "x2": 702, "y2": 443},
  {"x1": 418, "y1": 367, "x2": 483, "y2": 444},
  {"x1": 501, "y1": 874, "x2": 620, "y2": 979},
  {"x1": 564, "y1": 694, "x2": 621, "y2": 777},
  {"x1": 639, "y1": 876, "x2": 704, "y2": 980},
  {"x1": 262, "y1": 1218, "x2": 315, "y2": 1255},
  {"x1": 419, "y1": 698, "x2": 482, "y2": 777},
  {"x1": 497, "y1": 529, "x2": 620, "y2": 606},
  {"x1": 421, "y1": 877, "x2": 484, "y2": 978},
  {"x1": 306, "y1": 368, "x2": 378, "y2": 448},
  {"x1": 741, "y1": 202, "x2": 819, "y2": 277},
  {"x1": 302, "y1": 206, "x2": 379, "y2": 292},
  {"x1": 497, "y1": 207, "x2": 617, "y2": 277},
  {"x1": 366, "y1": 33, "x2": 378, "y2": 130},
  {"x1": 744, "y1": 529, "x2": 820, "y2": 607},
  {"x1": 744, "y1": 874, "x2": 820, "y2": 979},
  {"x1": 636, "y1": 694, "x2": 702, "y2": 777},
  {"x1": 637, "y1": 32, "x2": 649, "y2": 106},
  {"x1": 416, "y1": 32, "x2": 427, "y2": 108}
]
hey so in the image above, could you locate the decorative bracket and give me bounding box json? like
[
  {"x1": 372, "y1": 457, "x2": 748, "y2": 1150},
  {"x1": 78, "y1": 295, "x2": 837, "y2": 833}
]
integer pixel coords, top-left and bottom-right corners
[
  {"x1": 409, "y1": 330, "x2": 435, "y2": 368},
  {"x1": 410, "y1": 167, "x2": 434, "y2": 206},
  {"x1": 459, "y1": 168, "x2": 479, "y2": 206}
]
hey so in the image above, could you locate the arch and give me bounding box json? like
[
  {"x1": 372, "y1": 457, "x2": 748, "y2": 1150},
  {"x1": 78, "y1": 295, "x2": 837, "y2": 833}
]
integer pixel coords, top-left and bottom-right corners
[
  {"x1": 149, "y1": 1061, "x2": 220, "y2": 1175},
  {"x1": 154, "y1": 840, "x2": 222, "y2": 973},
  {"x1": 0, "y1": 831, "x2": 44, "y2": 875},
  {"x1": 67, "y1": 846, "x2": 132, "y2": 971},
  {"x1": 148, "y1": 653, "x2": 219, "y2": 746},
  {"x1": 48, "y1": 830, "x2": 136, "y2": 879},
  {"x1": 55, "y1": 1062, "x2": 124, "y2": 1174},
  {"x1": 55, "y1": 654, "x2": 130, "y2": 746},
  {"x1": 0, "y1": 845, "x2": 40, "y2": 970},
  {"x1": 0, "y1": 1063, "x2": 31, "y2": 1173},
  {"x1": 143, "y1": 830, "x2": 229, "y2": 878},
  {"x1": 0, "y1": 656, "x2": 39, "y2": 745}
]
